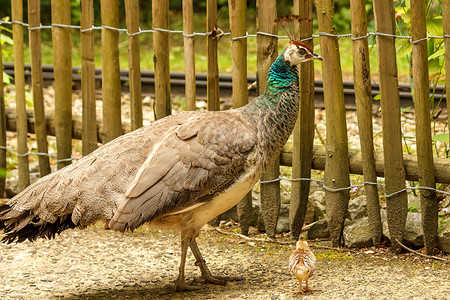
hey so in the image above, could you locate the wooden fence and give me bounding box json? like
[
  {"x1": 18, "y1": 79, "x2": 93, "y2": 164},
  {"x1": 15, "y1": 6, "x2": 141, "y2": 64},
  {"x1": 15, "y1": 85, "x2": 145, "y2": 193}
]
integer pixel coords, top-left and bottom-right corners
[{"x1": 1, "y1": 0, "x2": 450, "y2": 255}]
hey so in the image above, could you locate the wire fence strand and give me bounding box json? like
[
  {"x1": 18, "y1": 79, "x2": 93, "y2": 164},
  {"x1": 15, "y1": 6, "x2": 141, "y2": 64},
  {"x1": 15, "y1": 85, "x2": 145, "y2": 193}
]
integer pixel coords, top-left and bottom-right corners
[
  {"x1": 259, "y1": 176, "x2": 450, "y2": 198},
  {"x1": 1, "y1": 20, "x2": 448, "y2": 44}
]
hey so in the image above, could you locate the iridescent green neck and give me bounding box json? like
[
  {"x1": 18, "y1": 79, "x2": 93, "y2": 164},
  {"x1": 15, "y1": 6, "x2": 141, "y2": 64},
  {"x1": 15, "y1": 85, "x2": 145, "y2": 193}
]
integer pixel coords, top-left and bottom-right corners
[
  {"x1": 248, "y1": 50, "x2": 299, "y2": 110},
  {"x1": 266, "y1": 50, "x2": 299, "y2": 93}
]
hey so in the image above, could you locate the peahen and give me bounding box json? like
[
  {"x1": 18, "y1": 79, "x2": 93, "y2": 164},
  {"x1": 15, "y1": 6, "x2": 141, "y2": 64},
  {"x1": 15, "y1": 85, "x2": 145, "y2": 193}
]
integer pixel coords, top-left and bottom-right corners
[{"x1": 0, "y1": 23, "x2": 322, "y2": 291}]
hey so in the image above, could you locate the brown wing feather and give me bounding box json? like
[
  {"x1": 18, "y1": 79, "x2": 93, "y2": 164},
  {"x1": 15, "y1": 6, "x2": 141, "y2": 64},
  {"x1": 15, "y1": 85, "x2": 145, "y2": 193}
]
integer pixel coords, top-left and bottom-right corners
[
  {"x1": 0, "y1": 112, "x2": 197, "y2": 243},
  {"x1": 109, "y1": 111, "x2": 257, "y2": 232}
]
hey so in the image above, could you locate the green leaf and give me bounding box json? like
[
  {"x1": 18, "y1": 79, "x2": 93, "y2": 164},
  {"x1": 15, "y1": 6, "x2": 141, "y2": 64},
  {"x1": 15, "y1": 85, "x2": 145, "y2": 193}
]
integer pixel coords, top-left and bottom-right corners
[
  {"x1": 3, "y1": 71, "x2": 11, "y2": 85},
  {"x1": 0, "y1": 168, "x2": 6, "y2": 178},
  {"x1": 432, "y1": 133, "x2": 449, "y2": 143},
  {"x1": 426, "y1": 17, "x2": 443, "y2": 37},
  {"x1": 428, "y1": 48, "x2": 445, "y2": 61},
  {"x1": 0, "y1": 33, "x2": 13, "y2": 45},
  {"x1": 428, "y1": 58, "x2": 443, "y2": 77},
  {"x1": 25, "y1": 91, "x2": 34, "y2": 108},
  {"x1": 373, "y1": 94, "x2": 381, "y2": 101},
  {"x1": 396, "y1": 39, "x2": 412, "y2": 58},
  {"x1": 401, "y1": 106, "x2": 412, "y2": 113}
]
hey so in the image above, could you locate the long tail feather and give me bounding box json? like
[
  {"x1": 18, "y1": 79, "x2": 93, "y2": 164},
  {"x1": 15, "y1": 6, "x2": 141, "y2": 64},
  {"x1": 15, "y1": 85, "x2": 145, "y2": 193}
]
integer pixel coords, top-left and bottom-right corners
[{"x1": 0, "y1": 203, "x2": 77, "y2": 244}]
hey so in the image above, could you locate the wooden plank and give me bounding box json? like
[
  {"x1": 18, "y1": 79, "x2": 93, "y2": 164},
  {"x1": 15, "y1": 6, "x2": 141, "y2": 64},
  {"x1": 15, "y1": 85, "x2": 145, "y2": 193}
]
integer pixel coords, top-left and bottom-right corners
[
  {"x1": 290, "y1": 0, "x2": 315, "y2": 241},
  {"x1": 28, "y1": 0, "x2": 51, "y2": 177},
  {"x1": 257, "y1": 0, "x2": 279, "y2": 238},
  {"x1": 350, "y1": 0, "x2": 382, "y2": 247},
  {"x1": 100, "y1": 0, "x2": 122, "y2": 142},
  {"x1": 125, "y1": 0, "x2": 143, "y2": 130},
  {"x1": 0, "y1": 25, "x2": 6, "y2": 195},
  {"x1": 12, "y1": 0, "x2": 30, "y2": 190},
  {"x1": 51, "y1": 0, "x2": 73, "y2": 169},
  {"x1": 81, "y1": 0, "x2": 97, "y2": 155},
  {"x1": 152, "y1": 0, "x2": 171, "y2": 119},
  {"x1": 206, "y1": 0, "x2": 220, "y2": 111},
  {"x1": 373, "y1": 0, "x2": 408, "y2": 253},
  {"x1": 229, "y1": 0, "x2": 252, "y2": 236},
  {"x1": 183, "y1": 0, "x2": 196, "y2": 111},
  {"x1": 315, "y1": 0, "x2": 350, "y2": 247},
  {"x1": 410, "y1": 0, "x2": 437, "y2": 255}
]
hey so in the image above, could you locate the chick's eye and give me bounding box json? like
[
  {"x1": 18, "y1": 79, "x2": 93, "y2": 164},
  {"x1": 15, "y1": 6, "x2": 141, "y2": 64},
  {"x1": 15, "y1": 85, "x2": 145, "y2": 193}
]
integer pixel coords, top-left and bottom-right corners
[{"x1": 298, "y1": 48, "x2": 306, "y2": 55}]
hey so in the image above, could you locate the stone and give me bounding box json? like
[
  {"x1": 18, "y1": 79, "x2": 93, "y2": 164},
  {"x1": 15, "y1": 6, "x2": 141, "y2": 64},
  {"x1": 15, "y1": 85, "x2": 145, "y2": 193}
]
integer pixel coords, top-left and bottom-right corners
[
  {"x1": 256, "y1": 202, "x2": 290, "y2": 233},
  {"x1": 381, "y1": 210, "x2": 424, "y2": 247},
  {"x1": 309, "y1": 191, "x2": 326, "y2": 219},
  {"x1": 347, "y1": 195, "x2": 367, "y2": 221},
  {"x1": 343, "y1": 217, "x2": 373, "y2": 248},
  {"x1": 437, "y1": 222, "x2": 450, "y2": 253},
  {"x1": 307, "y1": 218, "x2": 330, "y2": 240}
]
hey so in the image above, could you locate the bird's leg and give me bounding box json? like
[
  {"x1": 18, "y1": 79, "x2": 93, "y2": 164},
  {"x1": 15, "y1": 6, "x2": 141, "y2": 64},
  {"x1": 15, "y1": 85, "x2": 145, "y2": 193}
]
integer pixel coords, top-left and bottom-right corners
[
  {"x1": 174, "y1": 237, "x2": 201, "y2": 291},
  {"x1": 294, "y1": 279, "x2": 304, "y2": 294},
  {"x1": 303, "y1": 278, "x2": 314, "y2": 293},
  {"x1": 190, "y1": 238, "x2": 244, "y2": 284}
]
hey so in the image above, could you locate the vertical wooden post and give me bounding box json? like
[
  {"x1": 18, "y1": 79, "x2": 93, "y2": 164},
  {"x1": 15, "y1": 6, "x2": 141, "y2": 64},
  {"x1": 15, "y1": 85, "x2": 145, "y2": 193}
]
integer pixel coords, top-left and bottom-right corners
[
  {"x1": 183, "y1": 0, "x2": 196, "y2": 111},
  {"x1": 125, "y1": 0, "x2": 143, "y2": 130},
  {"x1": 350, "y1": 0, "x2": 382, "y2": 247},
  {"x1": 257, "y1": 0, "x2": 279, "y2": 238},
  {"x1": 373, "y1": 0, "x2": 407, "y2": 253},
  {"x1": 229, "y1": 0, "x2": 252, "y2": 236},
  {"x1": 81, "y1": 0, "x2": 97, "y2": 155},
  {"x1": 12, "y1": 0, "x2": 30, "y2": 190},
  {"x1": 0, "y1": 26, "x2": 6, "y2": 195},
  {"x1": 411, "y1": 0, "x2": 437, "y2": 255},
  {"x1": 290, "y1": 0, "x2": 315, "y2": 240},
  {"x1": 51, "y1": 0, "x2": 72, "y2": 169},
  {"x1": 315, "y1": 0, "x2": 350, "y2": 247},
  {"x1": 101, "y1": 0, "x2": 122, "y2": 142},
  {"x1": 206, "y1": 0, "x2": 220, "y2": 111},
  {"x1": 28, "y1": 0, "x2": 51, "y2": 177},
  {"x1": 443, "y1": 0, "x2": 450, "y2": 153},
  {"x1": 152, "y1": 0, "x2": 171, "y2": 120}
]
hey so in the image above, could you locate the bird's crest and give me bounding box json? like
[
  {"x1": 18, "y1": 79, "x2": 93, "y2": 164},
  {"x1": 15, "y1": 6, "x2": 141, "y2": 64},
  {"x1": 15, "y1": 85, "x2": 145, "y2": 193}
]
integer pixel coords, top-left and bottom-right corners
[{"x1": 274, "y1": 15, "x2": 314, "y2": 53}]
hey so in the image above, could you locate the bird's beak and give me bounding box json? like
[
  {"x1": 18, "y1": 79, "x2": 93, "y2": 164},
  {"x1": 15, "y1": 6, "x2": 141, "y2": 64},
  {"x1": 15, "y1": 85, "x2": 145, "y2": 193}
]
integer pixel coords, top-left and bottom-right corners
[{"x1": 307, "y1": 52, "x2": 323, "y2": 61}]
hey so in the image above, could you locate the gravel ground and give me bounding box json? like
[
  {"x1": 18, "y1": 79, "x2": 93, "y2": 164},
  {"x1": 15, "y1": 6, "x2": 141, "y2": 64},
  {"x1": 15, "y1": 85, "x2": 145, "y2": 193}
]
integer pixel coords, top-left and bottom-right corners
[{"x1": 1, "y1": 225, "x2": 449, "y2": 300}]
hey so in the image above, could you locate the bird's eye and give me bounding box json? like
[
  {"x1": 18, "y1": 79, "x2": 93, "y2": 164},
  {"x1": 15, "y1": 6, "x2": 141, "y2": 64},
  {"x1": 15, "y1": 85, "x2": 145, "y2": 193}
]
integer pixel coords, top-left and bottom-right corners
[{"x1": 298, "y1": 48, "x2": 306, "y2": 55}]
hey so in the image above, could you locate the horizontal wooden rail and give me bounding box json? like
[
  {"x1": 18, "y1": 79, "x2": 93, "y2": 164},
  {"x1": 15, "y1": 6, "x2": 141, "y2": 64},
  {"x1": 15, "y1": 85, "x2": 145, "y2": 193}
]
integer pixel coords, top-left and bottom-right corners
[{"x1": 5, "y1": 108, "x2": 450, "y2": 185}]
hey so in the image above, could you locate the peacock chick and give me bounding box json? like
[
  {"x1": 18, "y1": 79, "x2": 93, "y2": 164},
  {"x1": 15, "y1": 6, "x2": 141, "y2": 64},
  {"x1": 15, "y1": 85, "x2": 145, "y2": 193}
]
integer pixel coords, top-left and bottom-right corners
[{"x1": 289, "y1": 240, "x2": 316, "y2": 294}]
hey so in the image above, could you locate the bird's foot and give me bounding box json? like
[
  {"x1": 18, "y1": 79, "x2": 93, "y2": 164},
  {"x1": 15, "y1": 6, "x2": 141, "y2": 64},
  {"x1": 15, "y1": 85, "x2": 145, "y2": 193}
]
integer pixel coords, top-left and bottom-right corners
[
  {"x1": 201, "y1": 273, "x2": 244, "y2": 285},
  {"x1": 174, "y1": 277, "x2": 201, "y2": 291}
]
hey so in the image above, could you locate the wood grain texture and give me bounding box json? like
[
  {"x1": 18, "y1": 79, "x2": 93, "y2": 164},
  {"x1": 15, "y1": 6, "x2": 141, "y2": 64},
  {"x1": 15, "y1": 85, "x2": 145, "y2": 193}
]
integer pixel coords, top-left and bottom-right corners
[
  {"x1": 28, "y1": 0, "x2": 51, "y2": 177},
  {"x1": 81, "y1": 0, "x2": 97, "y2": 155},
  {"x1": 125, "y1": 0, "x2": 143, "y2": 130},
  {"x1": 373, "y1": 0, "x2": 407, "y2": 253},
  {"x1": 183, "y1": 0, "x2": 197, "y2": 111},
  {"x1": 315, "y1": 0, "x2": 350, "y2": 247},
  {"x1": 290, "y1": 0, "x2": 315, "y2": 240},
  {"x1": 100, "y1": 0, "x2": 122, "y2": 143},
  {"x1": 411, "y1": 0, "x2": 437, "y2": 254},
  {"x1": 12, "y1": 0, "x2": 30, "y2": 190},
  {"x1": 350, "y1": 0, "x2": 381, "y2": 247},
  {"x1": 152, "y1": 0, "x2": 172, "y2": 119}
]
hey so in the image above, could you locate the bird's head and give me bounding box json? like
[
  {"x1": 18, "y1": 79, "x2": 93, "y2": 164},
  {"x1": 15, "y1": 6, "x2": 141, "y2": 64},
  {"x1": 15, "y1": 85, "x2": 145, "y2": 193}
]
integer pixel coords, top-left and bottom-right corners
[
  {"x1": 283, "y1": 41, "x2": 323, "y2": 67},
  {"x1": 295, "y1": 239, "x2": 310, "y2": 250}
]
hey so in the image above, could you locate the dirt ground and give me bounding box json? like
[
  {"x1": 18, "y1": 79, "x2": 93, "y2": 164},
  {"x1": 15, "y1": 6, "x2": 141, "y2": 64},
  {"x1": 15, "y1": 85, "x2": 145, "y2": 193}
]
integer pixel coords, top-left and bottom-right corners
[{"x1": 0, "y1": 224, "x2": 449, "y2": 300}]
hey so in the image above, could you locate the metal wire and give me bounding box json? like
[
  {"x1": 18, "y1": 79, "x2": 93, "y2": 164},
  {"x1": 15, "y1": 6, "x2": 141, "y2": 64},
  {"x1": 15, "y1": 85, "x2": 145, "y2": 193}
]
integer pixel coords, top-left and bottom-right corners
[
  {"x1": 0, "y1": 145, "x2": 79, "y2": 163},
  {"x1": 1, "y1": 20, "x2": 448, "y2": 43},
  {"x1": 259, "y1": 176, "x2": 450, "y2": 198}
]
